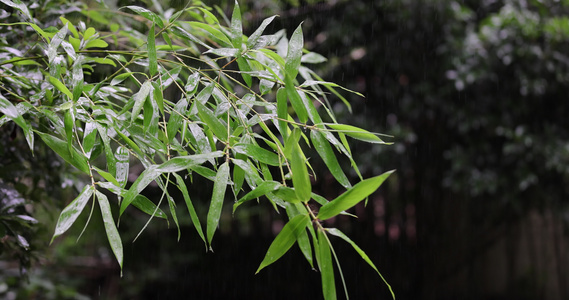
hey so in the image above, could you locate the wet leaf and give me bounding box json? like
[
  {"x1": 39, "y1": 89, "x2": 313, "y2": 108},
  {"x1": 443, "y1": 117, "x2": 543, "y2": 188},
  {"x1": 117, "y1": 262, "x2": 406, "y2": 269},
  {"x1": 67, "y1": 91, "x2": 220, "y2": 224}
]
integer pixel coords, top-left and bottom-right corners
[
  {"x1": 325, "y1": 123, "x2": 388, "y2": 144},
  {"x1": 317, "y1": 170, "x2": 394, "y2": 220},
  {"x1": 36, "y1": 131, "x2": 89, "y2": 174},
  {"x1": 247, "y1": 15, "x2": 277, "y2": 49},
  {"x1": 207, "y1": 161, "x2": 230, "y2": 248},
  {"x1": 173, "y1": 173, "x2": 206, "y2": 247},
  {"x1": 233, "y1": 143, "x2": 280, "y2": 166},
  {"x1": 256, "y1": 214, "x2": 309, "y2": 274},
  {"x1": 148, "y1": 23, "x2": 158, "y2": 77},
  {"x1": 115, "y1": 146, "x2": 129, "y2": 189},
  {"x1": 51, "y1": 185, "x2": 94, "y2": 243},
  {"x1": 318, "y1": 229, "x2": 336, "y2": 300},
  {"x1": 326, "y1": 228, "x2": 395, "y2": 300},
  {"x1": 230, "y1": 0, "x2": 242, "y2": 48},
  {"x1": 310, "y1": 131, "x2": 351, "y2": 188},
  {"x1": 96, "y1": 190, "x2": 123, "y2": 271},
  {"x1": 233, "y1": 180, "x2": 281, "y2": 212},
  {"x1": 125, "y1": 6, "x2": 164, "y2": 28},
  {"x1": 285, "y1": 23, "x2": 303, "y2": 79}
]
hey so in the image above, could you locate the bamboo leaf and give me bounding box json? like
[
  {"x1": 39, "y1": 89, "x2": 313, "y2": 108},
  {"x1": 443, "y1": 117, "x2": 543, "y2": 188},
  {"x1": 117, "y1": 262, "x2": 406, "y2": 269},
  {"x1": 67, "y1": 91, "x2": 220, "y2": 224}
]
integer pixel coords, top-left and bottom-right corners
[
  {"x1": 310, "y1": 130, "x2": 351, "y2": 189},
  {"x1": 131, "y1": 80, "x2": 153, "y2": 122},
  {"x1": 132, "y1": 195, "x2": 167, "y2": 219},
  {"x1": 233, "y1": 143, "x2": 280, "y2": 166},
  {"x1": 119, "y1": 165, "x2": 161, "y2": 216},
  {"x1": 173, "y1": 173, "x2": 206, "y2": 247},
  {"x1": 230, "y1": 0, "x2": 242, "y2": 48},
  {"x1": 285, "y1": 75, "x2": 308, "y2": 123},
  {"x1": 196, "y1": 101, "x2": 228, "y2": 141},
  {"x1": 290, "y1": 142, "x2": 311, "y2": 203},
  {"x1": 95, "y1": 190, "x2": 123, "y2": 271},
  {"x1": 317, "y1": 170, "x2": 394, "y2": 220},
  {"x1": 326, "y1": 123, "x2": 388, "y2": 144},
  {"x1": 124, "y1": 6, "x2": 164, "y2": 28},
  {"x1": 36, "y1": 131, "x2": 89, "y2": 174},
  {"x1": 148, "y1": 23, "x2": 158, "y2": 77},
  {"x1": 318, "y1": 229, "x2": 336, "y2": 300},
  {"x1": 156, "y1": 151, "x2": 224, "y2": 173},
  {"x1": 326, "y1": 228, "x2": 396, "y2": 299},
  {"x1": 285, "y1": 23, "x2": 303, "y2": 79},
  {"x1": 233, "y1": 180, "x2": 281, "y2": 212},
  {"x1": 206, "y1": 161, "x2": 230, "y2": 248},
  {"x1": 48, "y1": 76, "x2": 73, "y2": 101},
  {"x1": 0, "y1": 94, "x2": 32, "y2": 149},
  {"x1": 247, "y1": 15, "x2": 277, "y2": 49},
  {"x1": 115, "y1": 146, "x2": 129, "y2": 189},
  {"x1": 51, "y1": 185, "x2": 94, "y2": 243},
  {"x1": 256, "y1": 214, "x2": 309, "y2": 274},
  {"x1": 167, "y1": 98, "x2": 188, "y2": 142}
]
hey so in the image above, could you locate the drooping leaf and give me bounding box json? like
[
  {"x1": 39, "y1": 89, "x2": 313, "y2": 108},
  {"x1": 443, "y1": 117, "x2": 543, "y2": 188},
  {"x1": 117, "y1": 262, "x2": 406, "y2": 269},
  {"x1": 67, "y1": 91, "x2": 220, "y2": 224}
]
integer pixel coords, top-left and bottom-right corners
[
  {"x1": 115, "y1": 146, "x2": 129, "y2": 189},
  {"x1": 318, "y1": 229, "x2": 336, "y2": 300},
  {"x1": 0, "y1": 0, "x2": 32, "y2": 20},
  {"x1": 48, "y1": 76, "x2": 73, "y2": 101},
  {"x1": 95, "y1": 190, "x2": 123, "y2": 271},
  {"x1": 285, "y1": 75, "x2": 308, "y2": 123},
  {"x1": 132, "y1": 195, "x2": 167, "y2": 219},
  {"x1": 317, "y1": 170, "x2": 394, "y2": 220},
  {"x1": 119, "y1": 165, "x2": 161, "y2": 216},
  {"x1": 290, "y1": 142, "x2": 311, "y2": 203},
  {"x1": 51, "y1": 185, "x2": 94, "y2": 243},
  {"x1": 36, "y1": 131, "x2": 89, "y2": 174},
  {"x1": 173, "y1": 173, "x2": 206, "y2": 247},
  {"x1": 206, "y1": 161, "x2": 230, "y2": 248},
  {"x1": 233, "y1": 180, "x2": 281, "y2": 212},
  {"x1": 326, "y1": 228, "x2": 395, "y2": 300},
  {"x1": 285, "y1": 203, "x2": 313, "y2": 268},
  {"x1": 167, "y1": 98, "x2": 188, "y2": 142},
  {"x1": 148, "y1": 23, "x2": 158, "y2": 77},
  {"x1": 131, "y1": 80, "x2": 153, "y2": 122},
  {"x1": 0, "y1": 94, "x2": 32, "y2": 149},
  {"x1": 196, "y1": 101, "x2": 228, "y2": 141},
  {"x1": 256, "y1": 214, "x2": 310, "y2": 274},
  {"x1": 310, "y1": 130, "x2": 351, "y2": 189}
]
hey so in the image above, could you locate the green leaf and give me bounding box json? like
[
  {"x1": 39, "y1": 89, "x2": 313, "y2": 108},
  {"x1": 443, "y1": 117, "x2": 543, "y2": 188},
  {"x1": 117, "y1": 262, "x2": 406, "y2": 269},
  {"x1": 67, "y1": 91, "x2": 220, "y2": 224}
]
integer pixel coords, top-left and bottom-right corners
[
  {"x1": 318, "y1": 229, "x2": 336, "y2": 300},
  {"x1": 188, "y1": 21, "x2": 232, "y2": 47},
  {"x1": 0, "y1": 94, "x2": 32, "y2": 149},
  {"x1": 285, "y1": 75, "x2": 308, "y2": 123},
  {"x1": 48, "y1": 76, "x2": 73, "y2": 101},
  {"x1": 233, "y1": 180, "x2": 281, "y2": 212},
  {"x1": 119, "y1": 165, "x2": 161, "y2": 216},
  {"x1": 206, "y1": 161, "x2": 230, "y2": 248},
  {"x1": 167, "y1": 98, "x2": 188, "y2": 142},
  {"x1": 148, "y1": 23, "x2": 158, "y2": 77},
  {"x1": 301, "y1": 52, "x2": 327, "y2": 64},
  {"x1": 233, "y1": 144, "x2": 280, "y2": 166},
  {"x1": 0, "y1": 0, "x2": 32, "y2": 20},
  {"x1": 173, "y1": 173, "x2": 206, "y2": 247},
  {"x1": 132, "y1": 195, "x2": 167, "y2": 219},
  {"x1": 131, "y1": 80, "x2": 153, "y2": 122},
  {"x1": 95, "y1": 190, "x2": 123, "y2": 271},
  {"x1": 36, "y1": 131, "x2": 89, "y2": 174},
  {"x1": 247, "y1": 15, "x2": 277, "y2": 49},
  {"x1": 325, "y1": 123, "x2": 388, "y2": 144},
  {"x1": 59, "y1": 17, "x2": 79, "y2": 38},
  {"x1": 256, "y1": 214, "x2": 310, "y2": 274},
  {"x1": 310, "y1": 130, "x2": 351, "y2": 189},
  {"x1": 156, "y1": 151, "x2": 224, "y2": 173},
  {"x1": 63, "y1": 109, "x2": 74, "y2": 158},
  {"x1": 115, "y1": 146, "x2": 129, "y2": 189},
  {"x1": 290, "y1": 142, "x2": 311, "y2": 203},
  {"x1": 196, "y1": 101, "x2": 228, "y2": 141},
  {"x1": 285, "y1": 23, "x2": 303, "y2": 79},
  {"x1": 230, "y1": 0, "x2": 242, "y2": 48},
  {"x1": 317, "y1": 170, "x2": 394, "y2": 220},
  {"x1": 236, "y1": 57, "x2": 253, "y2": 87},
  {"x1": 326, "y1": 228, "x2": 395, "y2": 300},
  {"x1": 84, "y1": 39, "x2": 108, "y2": 49},
  {"x1": 125, "y1": 6, "x2": 164, "y2": 28},
  {"x1": 285, "y1": 203, "x2": 313, "y2": 268},
  {"x1": 111, "y1": 72, "x2": 136, "y2": 86},
  {"x1": 51, "y1": 185, "x2": 94, "y2": 243}
]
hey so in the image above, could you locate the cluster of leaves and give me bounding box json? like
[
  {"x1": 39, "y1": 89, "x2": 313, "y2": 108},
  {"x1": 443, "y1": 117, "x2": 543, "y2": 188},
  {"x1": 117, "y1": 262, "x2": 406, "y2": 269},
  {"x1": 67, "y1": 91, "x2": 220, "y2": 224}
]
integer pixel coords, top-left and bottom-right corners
[{"x1": 0, "y1": 0, "x2": 394, "y2": 298}]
